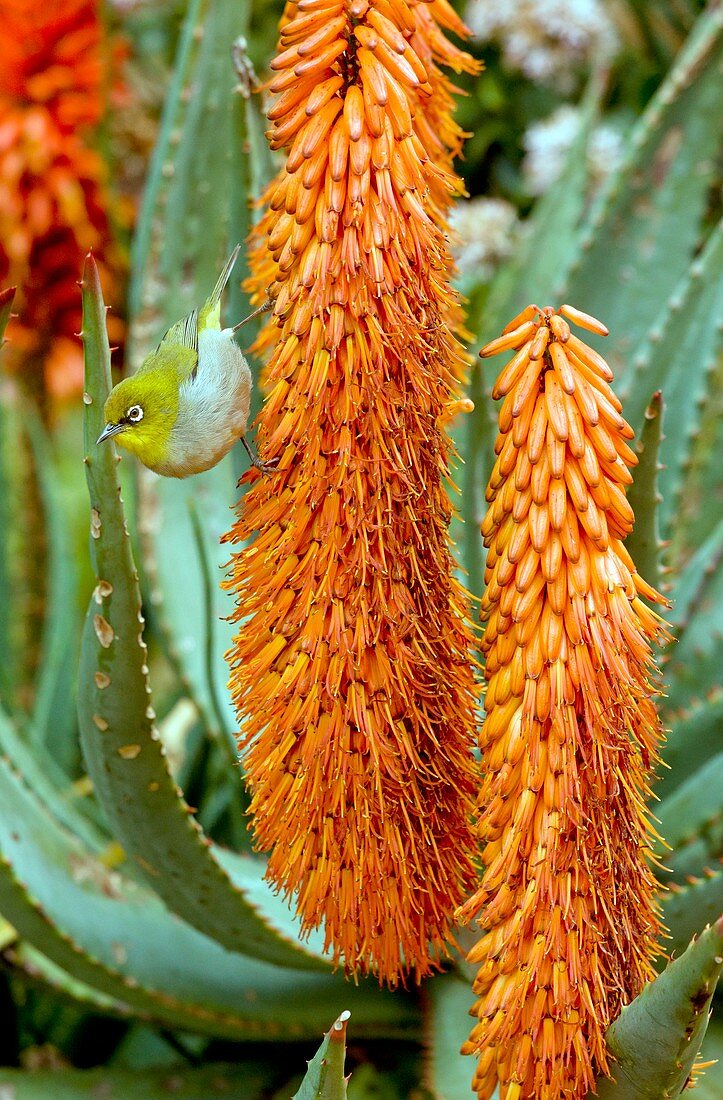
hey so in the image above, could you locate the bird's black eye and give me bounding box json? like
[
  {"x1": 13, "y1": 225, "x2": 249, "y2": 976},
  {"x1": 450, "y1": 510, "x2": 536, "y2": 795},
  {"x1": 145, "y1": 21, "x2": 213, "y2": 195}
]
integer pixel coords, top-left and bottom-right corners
[{"x1": 127, "y1": 405, "x2": 144, "y2": 423}]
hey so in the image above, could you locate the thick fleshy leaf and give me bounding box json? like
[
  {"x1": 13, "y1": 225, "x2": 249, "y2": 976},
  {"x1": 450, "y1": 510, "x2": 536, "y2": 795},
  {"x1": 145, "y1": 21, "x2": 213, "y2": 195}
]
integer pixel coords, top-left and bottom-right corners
[
  {"x1": 626, "y1": 391, "x2": 664, "y2": 595},
  {"x1": 78, "y1": 253, "x2": 328, "y2": 971},
  {"x1": 129, "y1": 0, "x2": 248, "y2": 329},
  {"x1": 0, "y1": 1063, "x2": 274, "y2": 1098},
  {"x1": 129, "y1": 0, "x2": 262, "y2": 750},
  {"x1": 663, "y1": 521, "x2": 723, "y2": 718},
  {"x1": 0, "y1": 745, "x2": 417, "y2": 1040},
  {"x1": 662, "y1": 872, "x2": 723, "y2": 959},
  {"x1": 596, "y1": 918, "x2": 723, "y2": 1098},
  {"x1": 621, "y1": 221, "x2": 723, "y2": 544},
  {"x1": 0, "y1": 397, "x2": 45, "y2": 715},
  {"x1": 667, "y1": 519, "x2": 723, "y2": 633},
  {"x1": 458, "y1": 80, "x2": 603, "y2": 588},
  {"x1": 656, "y1": 752, "x2": 723, "y2": 887},
  {"x1": 0, "y1": 705, "x2": 106, "y2": 852},
  {"x1": 672, "y1": 350, "x2": 723, "y2": 560},
  {"x1": 694, "y1": 1016, "x2": 723, "y2": 1099},
  {"x1": 227, "y1": 35, "x2": 276, "y2": 355},
  {"x1": 0, "y1": 288, "x2": 21, "y2": 718},
  {"x1": 656, "y1": 753, "x2": 723, "y2": 860},
  {"x1": 293, "y1": 1011, "x2": 350, "y2": 1100},
  {"x1": 655, "y1": 697, "x2": 723, "y2": 801},
  {"x1": 560, "y1": 7, "x2": 722, "y2": 390},
  {"x1": 472, "y1": 73, "x2": 603, "y2": 343},
  {"x1": 25, "y1": 410, "x2": 79, "y2": 771},
  {"x1": 422, "y1": 971, "x2": 475, "y2": 1100},
  {"x1": 2, "y1": 939, "x2": 131, "y2": 1018}
]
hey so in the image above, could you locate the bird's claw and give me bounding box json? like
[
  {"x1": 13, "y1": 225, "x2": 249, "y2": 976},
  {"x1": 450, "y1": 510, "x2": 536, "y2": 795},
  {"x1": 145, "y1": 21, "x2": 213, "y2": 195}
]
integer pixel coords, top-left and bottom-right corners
[
  {"x1": 240, "y1": 435, "x2": 278, "y2": 478},
  {"x1": 254, "y1": 455, "x2": 280, "y2": 478}
]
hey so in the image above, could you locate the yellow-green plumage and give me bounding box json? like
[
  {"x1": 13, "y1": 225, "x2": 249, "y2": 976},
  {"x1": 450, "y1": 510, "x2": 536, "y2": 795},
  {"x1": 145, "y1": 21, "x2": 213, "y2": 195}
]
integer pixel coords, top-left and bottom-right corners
[{"x1": 98, "y1": 246, "x2": 253, "y2": 477}]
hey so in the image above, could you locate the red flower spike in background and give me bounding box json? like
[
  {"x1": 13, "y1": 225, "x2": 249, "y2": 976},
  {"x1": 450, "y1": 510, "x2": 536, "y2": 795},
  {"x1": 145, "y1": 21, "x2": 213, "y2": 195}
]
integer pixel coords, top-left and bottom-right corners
[
  {"x1": 0, "y1": 0, "x2": 125, "y2": 399},
  {"x1": 457, "y1": 305, "x2": 670, "y2": 1099},
  {"x1": 224, "y1": 0, "x2": 482, "y2": 984}
]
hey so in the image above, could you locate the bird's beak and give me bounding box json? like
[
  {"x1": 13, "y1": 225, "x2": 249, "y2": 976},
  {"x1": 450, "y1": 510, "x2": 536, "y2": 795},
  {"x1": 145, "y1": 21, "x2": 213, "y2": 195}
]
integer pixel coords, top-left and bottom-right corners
[{"x1": 96, "y1": 422, "x2": 124, "y2": 445}]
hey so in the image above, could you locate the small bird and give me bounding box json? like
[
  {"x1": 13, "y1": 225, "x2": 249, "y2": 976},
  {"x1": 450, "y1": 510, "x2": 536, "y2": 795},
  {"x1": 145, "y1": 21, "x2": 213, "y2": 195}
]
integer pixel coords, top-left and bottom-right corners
[{"x1": 97, "y1": 246, "x2": 270, "y2": 477}]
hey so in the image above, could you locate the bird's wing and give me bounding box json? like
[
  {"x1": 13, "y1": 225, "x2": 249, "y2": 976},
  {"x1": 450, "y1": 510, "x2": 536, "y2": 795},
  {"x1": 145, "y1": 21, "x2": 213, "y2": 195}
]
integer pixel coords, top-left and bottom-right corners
[
  {"x1": 198, "y1": 244, "x2": 241, "y2": 332},
  {"x1": 159, "y1": 309, "x2": 199, "y2": 353},
  {"x1": 154, "y1": 310, "x2": 199, "y2": 381}
]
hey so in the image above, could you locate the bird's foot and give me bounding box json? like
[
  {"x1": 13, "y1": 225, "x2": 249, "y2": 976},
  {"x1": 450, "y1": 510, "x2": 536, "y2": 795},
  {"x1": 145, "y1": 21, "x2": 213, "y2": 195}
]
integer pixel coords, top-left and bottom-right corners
[
  {"x1": 232, "y1": 297, "x2": 273, "y2": 332},
  {"x1": 240, "y1": 435, "x2": 278, "y2": 478}
]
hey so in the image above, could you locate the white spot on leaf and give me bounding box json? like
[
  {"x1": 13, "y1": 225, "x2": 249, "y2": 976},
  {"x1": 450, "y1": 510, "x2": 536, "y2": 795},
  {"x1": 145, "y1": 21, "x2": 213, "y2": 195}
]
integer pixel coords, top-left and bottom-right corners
[{"x1": 93, "y1": 580, "x2": 113, "y2": 604}]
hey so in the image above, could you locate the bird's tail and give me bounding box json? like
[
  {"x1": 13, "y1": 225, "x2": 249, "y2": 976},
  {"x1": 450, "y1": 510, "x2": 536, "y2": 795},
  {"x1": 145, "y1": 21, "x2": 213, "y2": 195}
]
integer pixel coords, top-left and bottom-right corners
[{"x1": 199, "y1": 244, "x2": 241, "y2": 330}]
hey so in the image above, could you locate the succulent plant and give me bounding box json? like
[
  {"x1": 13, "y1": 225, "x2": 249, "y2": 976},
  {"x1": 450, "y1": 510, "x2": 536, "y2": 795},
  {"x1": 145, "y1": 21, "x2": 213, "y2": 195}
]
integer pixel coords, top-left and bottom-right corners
[{"x1": 0, "y1": 0, "x2": 720, "y2": 1096}]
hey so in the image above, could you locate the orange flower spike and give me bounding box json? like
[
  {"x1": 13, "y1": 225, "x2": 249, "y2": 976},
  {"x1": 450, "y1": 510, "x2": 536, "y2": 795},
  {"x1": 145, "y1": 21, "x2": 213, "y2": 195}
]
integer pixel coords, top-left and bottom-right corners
[
  {"x1": 225, "y1": 0, "x2": 483, "y2": 985},
  {"x1": 459, "y1": 306, "x2": 671, "y2": 1099}
]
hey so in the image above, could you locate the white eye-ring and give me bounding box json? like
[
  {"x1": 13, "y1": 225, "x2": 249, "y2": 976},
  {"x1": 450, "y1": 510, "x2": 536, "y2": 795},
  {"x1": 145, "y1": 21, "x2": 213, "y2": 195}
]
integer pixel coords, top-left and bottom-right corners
[{"x1": 127, "y1": 404, "x2": 144, "y2": 423}]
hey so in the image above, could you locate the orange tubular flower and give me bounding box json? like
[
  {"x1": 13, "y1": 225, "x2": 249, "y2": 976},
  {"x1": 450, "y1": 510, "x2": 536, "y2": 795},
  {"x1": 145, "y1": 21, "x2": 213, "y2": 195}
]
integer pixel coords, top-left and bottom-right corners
[
  {"x1": 224, "y1": 0, "x2": 481, "y2": 984},
  {"x1": 0, "y1": 0, "x2": 124, "y2": 397},
  {"x1": 457, "y1": 305, "x2": 669, "y2": 1099}
]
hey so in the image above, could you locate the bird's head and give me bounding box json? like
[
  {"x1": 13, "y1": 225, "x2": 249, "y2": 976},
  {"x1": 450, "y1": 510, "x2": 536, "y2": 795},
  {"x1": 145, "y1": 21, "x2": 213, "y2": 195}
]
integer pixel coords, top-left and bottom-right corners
[{"x1": 97, "y1": 370, "x2": 180, "y2": 470}]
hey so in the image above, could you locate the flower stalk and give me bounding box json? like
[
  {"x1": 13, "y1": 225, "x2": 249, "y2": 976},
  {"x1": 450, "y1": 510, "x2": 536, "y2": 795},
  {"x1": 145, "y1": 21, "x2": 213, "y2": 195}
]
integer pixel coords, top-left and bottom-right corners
[
  {"x1": 224, "y1": 0, "x2": 481, "y2": 984},
  {"x1": 458, "y1": 305, "x2": 670, "y2": 1099}
]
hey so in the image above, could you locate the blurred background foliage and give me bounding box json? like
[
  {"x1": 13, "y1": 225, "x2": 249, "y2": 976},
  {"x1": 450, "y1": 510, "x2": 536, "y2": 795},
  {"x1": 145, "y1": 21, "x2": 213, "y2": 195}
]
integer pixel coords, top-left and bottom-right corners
[{"x1": 0, "y1": 0, "x2": 720, "y2": 1096}]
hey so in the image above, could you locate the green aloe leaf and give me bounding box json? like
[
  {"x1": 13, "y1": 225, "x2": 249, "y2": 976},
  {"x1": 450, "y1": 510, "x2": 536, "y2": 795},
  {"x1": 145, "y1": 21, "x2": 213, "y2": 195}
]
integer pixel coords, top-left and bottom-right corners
[
  {"x1": 292, "y1": 1011, "x2": 351, "y2": 1100},
  {"x1": 0, "y1": 1063, "x2": 274, "y2": 1098},
  {"x1": 595, "y1": 918, "x2": 723, "y2": 1098},
  {"x1": 3, "y1": 939, "x2": 131, "y2": 1018},
  {"x1": 422, "y1": 970, "x2": 475, "y2": 1100},
  {"x1": 626, "y1": 390, "x2": 664, "y2": 595},
  {"x1": 129, "y1": 0, "x2": 249, "y2": 329},
  {"x1": 459, "y1": 77, "x2": 603, "y2": 588},
  {"x1": 561, "y1": 5, "x2": 722, "y2": 390},
  {"x1": 621, "y1": 221, "x2": 723, "y2": 543},
  {"x1": 663, "y1": 521, "x2": 723, "y2": 718},
  {"x1": 0, "y1": 742, "x2": 417, "y2": 1040},
  {"x1": 25, "y1": 410, "x2": 79, "y2": 772},
  {"x1": 672, "y1": 352, "x2": 723, "y2": 561},
  {"x1": 0, "y1": 399, "x2": 46, "y2": 716},
  {"x1": 656, "y1": 753, "x2": 723, "y2": 861},
  {"x1": 666, "y1": 518, "x2": 723, "y2": 633},
  {"x1": 0, "y1": 704, "x2": 106, "y2": 852},
  {"x1": 129, "y1": 0, "x2": 263, "y2": 748},
  {"x1": 78, "y1": 253, "x2": 327, "y2": 971},
  {"x1": 228, "y1": 35, "x2": 276, "y2": 350},
  {"x1": 137, "y1": 469, "x2": 239, "y2": 748},
  {"x1": 472, "y1": 71, "x2": 604, "y2": 345},
  {"x1": 695, "y1": 1017, "x2": 723, "y2": 1099},
  {"x1": 662, "y1": 872, "x2": 723, "y2": 960},
  {"x1": 0, "y1": 287, "x2": 18, "y2": 715},
  {"x1": 656, "y1": 697, "x2": 723, "y2": 800}
]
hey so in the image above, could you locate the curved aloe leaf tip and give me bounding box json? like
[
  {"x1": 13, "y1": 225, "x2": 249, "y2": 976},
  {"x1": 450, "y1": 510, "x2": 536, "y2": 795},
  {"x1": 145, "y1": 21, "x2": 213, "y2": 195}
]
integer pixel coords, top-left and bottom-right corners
[
  {"x1": 293, "y1": 1010, "x2": 351, "y2": 1100},
  {"x1": 626, "y1": 389, "x2": 664, "y2": 595},
  {"x1": 596, "y1": 917, "x2": 723, "y2": 1098}
]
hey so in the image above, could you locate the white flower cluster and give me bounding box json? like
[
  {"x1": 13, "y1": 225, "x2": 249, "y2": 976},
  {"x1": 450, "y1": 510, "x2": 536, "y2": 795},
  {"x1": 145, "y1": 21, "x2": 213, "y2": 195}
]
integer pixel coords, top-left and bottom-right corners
[
  {"x1": 449, "y1": 197, "x2": 520, "y2": 281},
  {"x1": 522, "y1": 105, "x2": 625, "y2": 195},
  {"x1": 466, "y1": 0, "x2": 618, "y2": 89}
]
